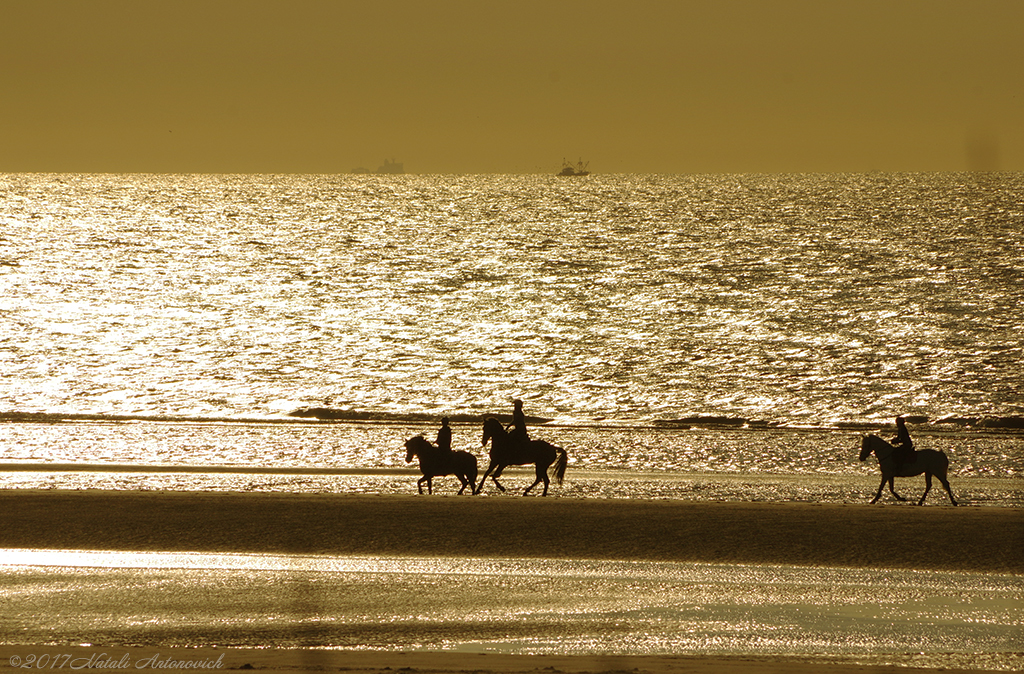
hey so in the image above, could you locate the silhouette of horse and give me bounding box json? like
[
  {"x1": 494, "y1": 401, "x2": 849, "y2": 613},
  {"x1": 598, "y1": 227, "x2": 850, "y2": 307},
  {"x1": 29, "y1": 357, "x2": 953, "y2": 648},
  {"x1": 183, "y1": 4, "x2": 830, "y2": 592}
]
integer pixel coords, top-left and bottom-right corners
[
  {"x1": 859, "y1": 434, "x2": 957, "y2": 506},
  {"x1": 475, "y1": 417, "x2": 568, "y2": 496},
  {"x1": 404, "y1": 435, "x2": 478, "y2": 495}
]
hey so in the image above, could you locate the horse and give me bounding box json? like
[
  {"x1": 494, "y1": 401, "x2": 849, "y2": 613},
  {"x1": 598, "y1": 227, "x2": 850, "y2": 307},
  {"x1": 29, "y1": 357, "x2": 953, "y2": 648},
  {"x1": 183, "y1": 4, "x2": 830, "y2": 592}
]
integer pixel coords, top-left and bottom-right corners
[
  {"x1": 859, "y1": 434, "x2": 957, "y2": 506},
  {"x1": 475, "y1": 417, "x2": 568, "y2": 496},
  {"x1": 404, "y1": 435, "x2": 478, "y2": 495}
]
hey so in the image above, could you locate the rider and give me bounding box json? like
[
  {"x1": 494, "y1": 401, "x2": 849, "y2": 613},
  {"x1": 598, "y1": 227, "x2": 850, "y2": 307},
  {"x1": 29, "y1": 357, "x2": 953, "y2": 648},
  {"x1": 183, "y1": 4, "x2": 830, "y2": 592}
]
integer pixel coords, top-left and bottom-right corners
[
  {"x1": 436, "y1": 417, "x2": 452, "y2": 454},
  {"x1": 507, "y1": 399, "x2": 530, "y2": 449},
  {"x1": 890, "y1": 415, "x2": 915, "y2": 473}
]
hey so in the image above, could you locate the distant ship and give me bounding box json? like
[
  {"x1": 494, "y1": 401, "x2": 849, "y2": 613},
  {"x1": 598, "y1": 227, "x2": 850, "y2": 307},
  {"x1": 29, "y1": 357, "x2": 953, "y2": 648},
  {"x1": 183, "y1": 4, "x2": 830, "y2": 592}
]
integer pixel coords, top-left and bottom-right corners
[
  {"x1": 557, "y1": 158, "x2": 590, "y2": 176},
  {"x1": 376, "y1": 158, "x2": 404, "y2": 174},
  {"x1": 351, "y1": 159, "x2": 405, "y2": 175}
]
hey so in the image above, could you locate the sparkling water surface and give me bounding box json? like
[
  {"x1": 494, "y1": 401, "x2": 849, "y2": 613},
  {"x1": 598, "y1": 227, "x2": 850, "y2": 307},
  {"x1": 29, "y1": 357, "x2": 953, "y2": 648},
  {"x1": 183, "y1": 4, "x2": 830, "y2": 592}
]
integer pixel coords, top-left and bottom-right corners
[
  {"x1": 2, "y1": 172, "x2": 1022, "y2": 492},
  {"x1": 2, "y1": 172, "x2": 1022, "y2": 425}
]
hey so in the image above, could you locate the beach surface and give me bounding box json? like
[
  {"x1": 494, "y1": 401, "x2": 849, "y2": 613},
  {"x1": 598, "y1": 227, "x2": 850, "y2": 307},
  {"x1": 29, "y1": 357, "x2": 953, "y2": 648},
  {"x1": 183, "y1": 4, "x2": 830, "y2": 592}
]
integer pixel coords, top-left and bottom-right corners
[
  {"x1": 1, "y1": 490, "x2": 1020, "y2": 573},
  {"x1": 0, "y1": 645, "x2": 1013, "y2": 674},
  {"x1": 2, "y1": 490, "x2": 1021, "y2": 674}
]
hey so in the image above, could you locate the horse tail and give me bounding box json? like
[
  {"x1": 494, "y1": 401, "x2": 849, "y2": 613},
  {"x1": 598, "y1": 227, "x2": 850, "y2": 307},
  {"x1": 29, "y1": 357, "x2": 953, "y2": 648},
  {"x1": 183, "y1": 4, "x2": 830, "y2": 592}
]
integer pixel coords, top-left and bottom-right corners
[{"x1": 552, "y1": 447, "x2": 568, "y2": 485}]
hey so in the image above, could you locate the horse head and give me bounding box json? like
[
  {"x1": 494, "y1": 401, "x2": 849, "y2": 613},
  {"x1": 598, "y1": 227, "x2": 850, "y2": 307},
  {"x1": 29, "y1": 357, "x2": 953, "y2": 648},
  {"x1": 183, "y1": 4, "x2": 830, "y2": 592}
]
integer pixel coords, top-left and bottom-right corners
[
  {"x1": 482, "y1": 417, "x2": 506, "y2": 446},
  {"x1": 859, "y1": 434, "x2": 893, "y2": 462},
  {"x1": 858, "y1": 435, "x2": 872, "y2": 462},
  {"x1": 405, "y1": 435, "x2": 428, "y2": 463}
]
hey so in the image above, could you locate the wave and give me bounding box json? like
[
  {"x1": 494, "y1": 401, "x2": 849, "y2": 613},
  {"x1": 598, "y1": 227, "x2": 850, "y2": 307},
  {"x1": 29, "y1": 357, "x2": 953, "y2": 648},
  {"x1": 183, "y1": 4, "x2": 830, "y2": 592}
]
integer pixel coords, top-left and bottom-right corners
[
  {"x1": 0, "y1": 461, "x2": 417, "y2": 475},
  {"x1": 3, "y1": 409, "x2": 1023, "y2": 433}
]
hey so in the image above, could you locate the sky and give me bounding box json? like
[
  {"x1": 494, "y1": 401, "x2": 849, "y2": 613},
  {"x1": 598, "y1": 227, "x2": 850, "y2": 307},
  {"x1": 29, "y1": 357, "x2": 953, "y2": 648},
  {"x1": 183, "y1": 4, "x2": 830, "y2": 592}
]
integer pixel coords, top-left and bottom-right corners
[{"x1": 1, "y1": 0, "x2": 1021, "y2": 174}]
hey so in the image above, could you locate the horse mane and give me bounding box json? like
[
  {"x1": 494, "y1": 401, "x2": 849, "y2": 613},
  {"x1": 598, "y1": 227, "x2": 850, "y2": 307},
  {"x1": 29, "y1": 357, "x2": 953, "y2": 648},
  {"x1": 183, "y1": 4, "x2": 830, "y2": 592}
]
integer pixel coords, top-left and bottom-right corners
[
  {"x1": 406, "y1": 434, "x2": 437, "y2": 456},
  {"x1": 482, "y1": 417, "x2": 509, "y2": 440}
]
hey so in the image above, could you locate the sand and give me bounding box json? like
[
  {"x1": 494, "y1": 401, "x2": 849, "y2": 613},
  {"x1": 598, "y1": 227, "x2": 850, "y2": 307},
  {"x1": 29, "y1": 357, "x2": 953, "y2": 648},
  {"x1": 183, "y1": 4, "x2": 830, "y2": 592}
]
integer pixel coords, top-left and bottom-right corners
[
  {"x1": 1, "y1": 490, "x2": 1020, "y2": 573},
  {"x1": 0, "y1": 645, "x2": 1013, "y2": 674},
  {"x1": 1, "y1": 490, "x2": 1021, "y2": 674}
]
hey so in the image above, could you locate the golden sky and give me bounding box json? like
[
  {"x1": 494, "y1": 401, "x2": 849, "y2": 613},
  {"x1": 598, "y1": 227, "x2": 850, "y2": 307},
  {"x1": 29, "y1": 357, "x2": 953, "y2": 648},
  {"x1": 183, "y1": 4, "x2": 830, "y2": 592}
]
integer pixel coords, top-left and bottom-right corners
[{"x1": 2, "y1": 0, "x2": 1021, "y2": 174}]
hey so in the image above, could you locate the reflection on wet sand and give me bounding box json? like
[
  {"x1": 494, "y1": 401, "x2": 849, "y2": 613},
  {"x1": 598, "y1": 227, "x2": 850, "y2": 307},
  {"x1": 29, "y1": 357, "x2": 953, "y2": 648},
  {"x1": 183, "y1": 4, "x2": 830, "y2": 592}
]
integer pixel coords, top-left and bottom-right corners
[{"x1": 2, "y1": 551, "x2": 1022, "y2": 671}]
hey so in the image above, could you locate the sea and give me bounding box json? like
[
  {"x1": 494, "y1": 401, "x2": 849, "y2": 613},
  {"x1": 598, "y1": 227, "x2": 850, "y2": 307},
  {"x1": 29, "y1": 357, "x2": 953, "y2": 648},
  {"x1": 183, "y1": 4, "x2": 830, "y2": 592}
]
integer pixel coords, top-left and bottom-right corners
[{"x1": 1, "y1": 172, "x2": 1022, "y2": 666}]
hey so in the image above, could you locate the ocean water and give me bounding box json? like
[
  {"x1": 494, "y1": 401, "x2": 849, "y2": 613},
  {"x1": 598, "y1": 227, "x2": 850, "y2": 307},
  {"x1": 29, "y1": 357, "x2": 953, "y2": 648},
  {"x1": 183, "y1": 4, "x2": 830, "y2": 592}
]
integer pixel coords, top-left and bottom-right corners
[
  {"x1": 2, "y1": 172, "x2": 1023, "y2": 499},
  {"x1": 2, "y1": 172, "x2": 1022, "y2": 426}
]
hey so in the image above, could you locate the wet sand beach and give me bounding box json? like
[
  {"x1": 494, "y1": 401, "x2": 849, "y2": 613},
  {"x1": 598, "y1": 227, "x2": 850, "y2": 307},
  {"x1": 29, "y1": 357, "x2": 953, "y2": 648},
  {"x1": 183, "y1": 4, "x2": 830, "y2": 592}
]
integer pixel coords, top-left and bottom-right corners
[
  {"x1": 1, "y1": 490, "x2": 1020, "y2": 573},
  {"x1": 2, "y1": 491, "x2": 1021, "y2": 674},
  {"x1": 0, "y1": 645, "x2": 1013, "y2": 674}
]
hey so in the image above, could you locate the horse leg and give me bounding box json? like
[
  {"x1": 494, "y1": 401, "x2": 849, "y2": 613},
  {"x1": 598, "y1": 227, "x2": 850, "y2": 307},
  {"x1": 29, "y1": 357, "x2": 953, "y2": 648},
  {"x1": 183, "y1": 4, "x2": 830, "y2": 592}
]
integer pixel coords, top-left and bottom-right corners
[
  {"x1": 476, "y1": 461, "x2": 497, "y2": 495},
  {"x1": 918, "y1": 472, "x2": 932, "y2": 506},
  {"x1": 871, "y1": 476, "x2": 886, "y2": 504},
  {"x1": 523, "y1": 464, "x2": 546, "y2": 496},
  {"x1": 938, "y1": 473, "x2": 957, "y2": 506},
  {"x1": 417, "y1": 476, "x2": 428, "y2": 495},
  {"x1": 456, "y1": 473, "x2": 470, "y2": 495},
  {"x1": 941, "y1": 477, "x2": 957, "y2": 506},
  {"x1": 539, "y1": 462, "x2": 553, "y2": 496},
  {"x1": 427, "y1": 476, "x2": 433, "y2": 495},
  {"x1": 888, "y1": 476, "x2": 906, "y2": 502},
  {"x1": 488, "y1": 464, "x2": 507, "y2": 492}
]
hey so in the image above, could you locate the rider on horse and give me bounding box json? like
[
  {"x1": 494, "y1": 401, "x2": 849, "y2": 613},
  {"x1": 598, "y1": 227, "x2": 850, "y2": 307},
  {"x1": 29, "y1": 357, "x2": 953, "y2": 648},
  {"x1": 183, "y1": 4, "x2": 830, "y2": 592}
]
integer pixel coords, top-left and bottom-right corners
[
  {"x1": 890, "y1": 415, "x2": 915, "y2": 472},
  {"x1": 436, "y1": 417, "x2": 452, "y2": 454},
  {"x1": 507, "y1": 399, "x2": 530, "y2": 450}
]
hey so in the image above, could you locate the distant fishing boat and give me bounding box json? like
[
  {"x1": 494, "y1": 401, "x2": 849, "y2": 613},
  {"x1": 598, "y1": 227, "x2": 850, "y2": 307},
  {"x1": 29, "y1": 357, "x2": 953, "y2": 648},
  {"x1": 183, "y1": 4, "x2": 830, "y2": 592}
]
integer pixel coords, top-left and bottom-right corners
[
  {"x1": 352, "y1": 159, "x2": 405, "y2": 174},
  {"x1": 376, "y1": 158, "x2": 404, "y2": 174},
  {"x1": 557, "y1": 158, "x2": 590, "y2": 177}
]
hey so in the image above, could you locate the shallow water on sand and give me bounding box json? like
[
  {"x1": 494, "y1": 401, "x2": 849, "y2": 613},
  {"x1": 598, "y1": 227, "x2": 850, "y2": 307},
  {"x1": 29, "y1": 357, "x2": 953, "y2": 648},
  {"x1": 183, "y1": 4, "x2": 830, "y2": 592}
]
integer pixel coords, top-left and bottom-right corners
[
  {"x1": 2, "y1": 421, "x2": 1020, "y2": 505},
  {"x1": 3, "y1": 468, "x2": 1016, "y2": 507},
  {"x1": 2, "y1": 551, "x2": 1021, "y2": 671}
]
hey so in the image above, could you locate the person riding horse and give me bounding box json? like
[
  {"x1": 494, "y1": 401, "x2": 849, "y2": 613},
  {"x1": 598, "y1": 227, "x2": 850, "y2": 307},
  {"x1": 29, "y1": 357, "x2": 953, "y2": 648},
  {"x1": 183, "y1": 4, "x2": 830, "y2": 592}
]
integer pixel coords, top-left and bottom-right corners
[
  {"x1": 405, "y1": 434, "x2": 477, "y2": 495},
  {"x1": 506, "y1": 399, "x2": 529, "y2": 450},
  {"x1": 478, "y1": 416, "x2": 567, "y2": 496},
  {"x1": 859, "y1": 433, "x2": 956, "y2": 505},
  {"x1": 436, "y1": 416, "x2": 452, "y2": 454},
  {"x1": 890, "y1": 416, "x2": 915, "y2": 473}
]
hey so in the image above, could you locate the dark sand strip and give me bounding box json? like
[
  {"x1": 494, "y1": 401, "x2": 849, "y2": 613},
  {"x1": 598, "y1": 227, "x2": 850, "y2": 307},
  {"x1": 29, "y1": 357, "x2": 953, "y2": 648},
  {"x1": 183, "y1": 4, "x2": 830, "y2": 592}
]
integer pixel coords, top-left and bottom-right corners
[{"x1": 0, "y1": 490, "x2": 1020, "y2": 573}]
